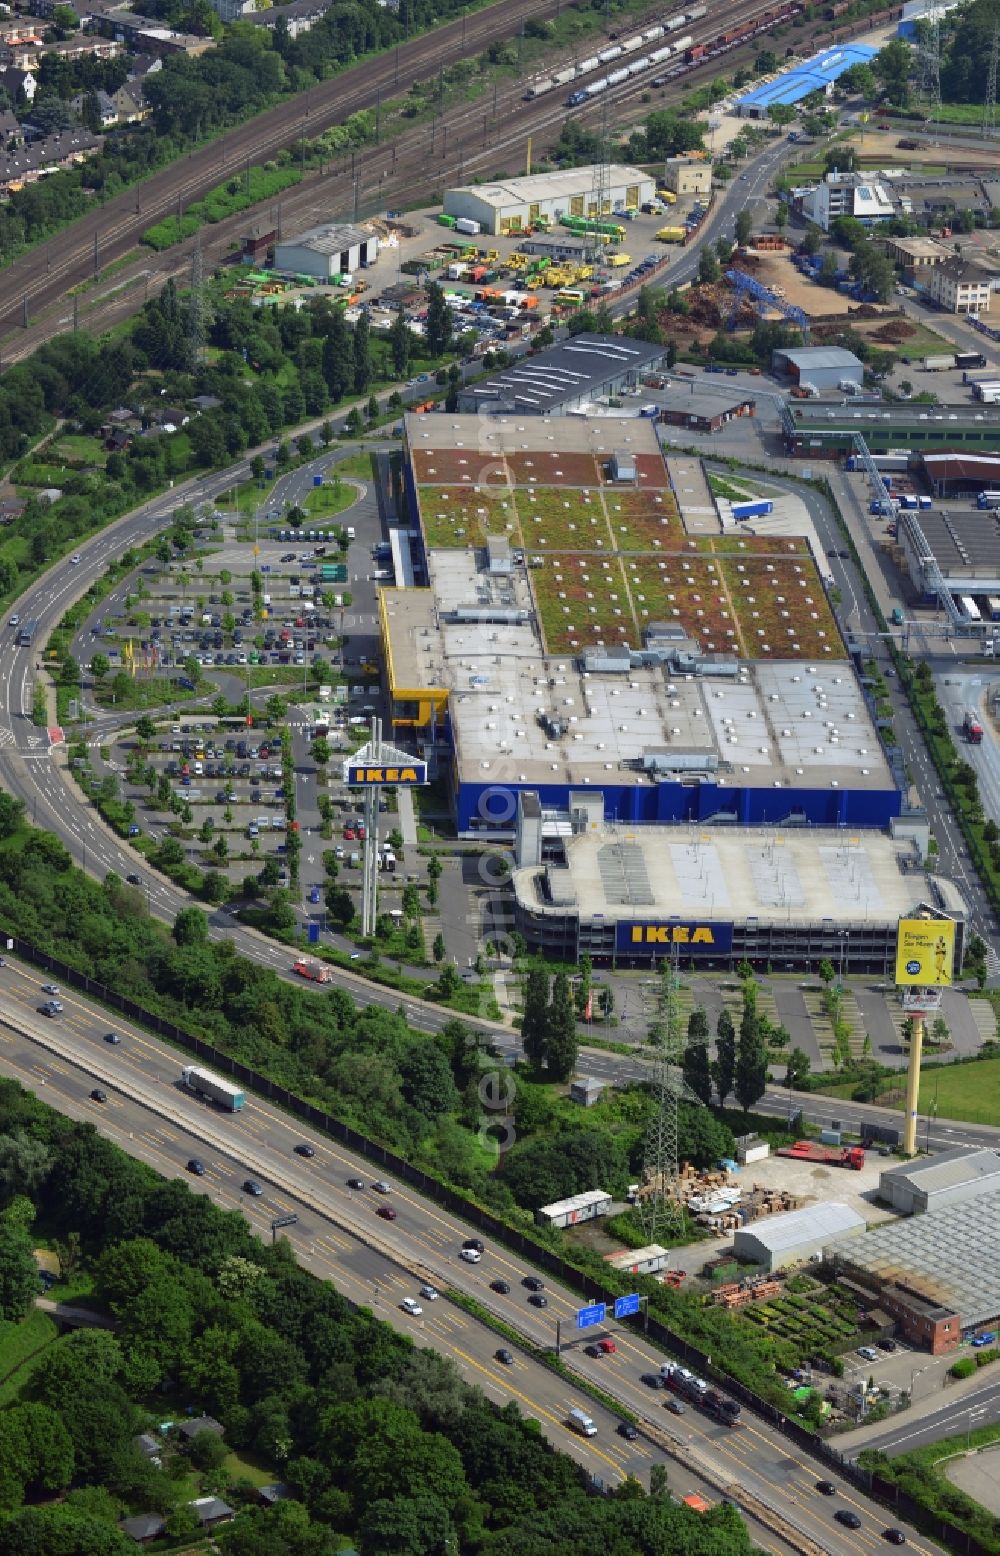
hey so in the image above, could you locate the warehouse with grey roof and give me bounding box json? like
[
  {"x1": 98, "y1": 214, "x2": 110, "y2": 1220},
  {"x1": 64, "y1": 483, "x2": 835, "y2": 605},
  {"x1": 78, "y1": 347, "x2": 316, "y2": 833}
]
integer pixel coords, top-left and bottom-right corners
[
  {"x1": 456, "y1": 332, "x2": 668, "y2": 415},
  {"x1": 273, "y1": 223, "x2": 378, "y2": 280},
  {"x1": 733, "y1": 1201, "x2": 865, "y2": 1272},
  {"x1": 877, "y1": 1148, "x2": 1000, "y2": 1214},
  {"x1": 443, "y1": 164, "x2": 655, "y2": 235}
]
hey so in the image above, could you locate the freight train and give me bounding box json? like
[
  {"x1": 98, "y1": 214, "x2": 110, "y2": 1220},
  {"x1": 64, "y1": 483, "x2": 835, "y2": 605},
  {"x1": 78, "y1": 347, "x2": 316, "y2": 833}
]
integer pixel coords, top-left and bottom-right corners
[
  {"x1": 524, "y1": 7, "x2": 706, "y2": 99},
  {"x1": 527, "y1": 1, "x2": 806, "y2": 108}
]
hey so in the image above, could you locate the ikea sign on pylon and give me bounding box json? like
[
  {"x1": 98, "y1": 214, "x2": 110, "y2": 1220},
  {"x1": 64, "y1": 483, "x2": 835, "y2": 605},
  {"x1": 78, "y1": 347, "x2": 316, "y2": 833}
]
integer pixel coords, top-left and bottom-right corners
[
  {"x1": 615, "y1": 921, "x2": 733, "y2": 957},
  {"x1": 347, "y1": 762, "x2": 428, "y2": 786}
]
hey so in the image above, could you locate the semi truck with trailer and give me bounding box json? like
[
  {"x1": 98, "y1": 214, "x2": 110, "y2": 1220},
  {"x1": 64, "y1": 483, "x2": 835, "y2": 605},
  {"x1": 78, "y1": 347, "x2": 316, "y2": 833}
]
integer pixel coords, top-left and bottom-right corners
[
  {"x1": 964, "y1": 708, "x2": 984, "y2": 743},
  {"x1": 660, "y1": 1364, "x2": 741, "y2": 1423},
  {"x1": 181, "y1": 1066, "x2": 245, "y2": 1111},
  {"x1": 293, "y1": 958, "x2": 332, "y2": 983}
]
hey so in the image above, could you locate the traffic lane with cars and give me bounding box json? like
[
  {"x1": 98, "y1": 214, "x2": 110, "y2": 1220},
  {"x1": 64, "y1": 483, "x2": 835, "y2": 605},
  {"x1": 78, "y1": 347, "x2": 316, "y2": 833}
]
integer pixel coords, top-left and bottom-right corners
[
  {"x1": 0, "y1": 1002, "x2": 668, "y2": 1494},
  {"x1": 0, "y1": 963, "x2": 945, "y2": 1556}
]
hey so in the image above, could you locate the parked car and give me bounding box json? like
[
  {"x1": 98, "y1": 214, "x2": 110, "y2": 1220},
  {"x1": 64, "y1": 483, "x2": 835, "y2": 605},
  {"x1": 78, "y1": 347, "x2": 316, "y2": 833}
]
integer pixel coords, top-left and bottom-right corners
[
  {"x1": 972, "y1": 1331, "x2": 997, "y2": 1347},
  {"x1": 857, "y1": 1346, "x2": 879, "y2": 1362}
]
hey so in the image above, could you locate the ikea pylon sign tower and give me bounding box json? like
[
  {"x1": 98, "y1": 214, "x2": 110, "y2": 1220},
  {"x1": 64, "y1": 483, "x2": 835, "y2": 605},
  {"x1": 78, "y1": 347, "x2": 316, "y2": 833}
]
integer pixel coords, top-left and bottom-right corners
[
  {"x1": 342, "y1": 717, "x2": 428, "y2": 935},
  {"x1": 895, "y1": 914, "x2": 957, "y2": 1156}
]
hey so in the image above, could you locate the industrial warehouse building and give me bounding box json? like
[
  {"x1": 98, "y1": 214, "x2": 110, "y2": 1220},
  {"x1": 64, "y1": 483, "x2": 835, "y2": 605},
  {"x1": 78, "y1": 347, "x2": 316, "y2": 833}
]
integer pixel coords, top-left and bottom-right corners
[
  {"x1": 457, "y1": 333, "x2": 668, "y2": 416},
  {"x1": 733, "y1": 1202, "x2": 866, "y2": 1272},
  {"x1": 783, "y1": 401, "x2": 1000, "y2": 456},
  {"x1": 442, "y1": 165, "x2": 655, "y2": 235},
  {"x1": 772, "y1": 346, "x2": 864, "y2": 392},
  {"x1": 658, "y1": 385, "x2": 757, "y2": 433},
  {"x1": 829, "y1": 1188, "x2": 1000, "y2": 1339},
  {"x1": 512, "y1": 823, "x2": 962, "y2": 971},
  {"x1": 736, "y1": 43, "x2": 877, "y2": 117},
  {"x1": 273, "y1": 222, "x2": 378, "y2": 280},
  {"x1": 878, "y1": 1148, "x2": 1000, "y2": 1215},
  {"x1": 383, "y1": 413, "x2": 915, "y2": 843}
]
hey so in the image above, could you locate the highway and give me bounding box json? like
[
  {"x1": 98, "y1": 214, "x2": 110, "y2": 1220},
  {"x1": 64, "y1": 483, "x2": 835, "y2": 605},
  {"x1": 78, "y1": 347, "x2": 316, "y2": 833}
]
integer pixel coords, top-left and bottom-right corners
[
  {"x1": 0, "y1": 958, "x2": 949, "y2": 1556},
  {"x1": 846, "y1": 1378, "x2": 1000, "y2": 1459}
]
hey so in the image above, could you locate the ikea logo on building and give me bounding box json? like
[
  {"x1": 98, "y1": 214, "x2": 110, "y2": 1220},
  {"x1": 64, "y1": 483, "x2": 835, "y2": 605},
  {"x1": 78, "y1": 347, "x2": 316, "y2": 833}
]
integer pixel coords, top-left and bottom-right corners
[
  {"x1": 347, "y1": 763, "x2": 428, "y2": 786},
  {"x1": 615, "y1": 921, "x2": 733, "y2": 956}
]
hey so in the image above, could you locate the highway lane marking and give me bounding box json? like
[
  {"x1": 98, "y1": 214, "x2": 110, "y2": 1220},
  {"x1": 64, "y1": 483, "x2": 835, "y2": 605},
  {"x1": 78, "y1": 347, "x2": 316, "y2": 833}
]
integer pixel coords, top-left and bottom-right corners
[{"x1": 447, "y1": 1340, "x2": 627, "y2": 1481}]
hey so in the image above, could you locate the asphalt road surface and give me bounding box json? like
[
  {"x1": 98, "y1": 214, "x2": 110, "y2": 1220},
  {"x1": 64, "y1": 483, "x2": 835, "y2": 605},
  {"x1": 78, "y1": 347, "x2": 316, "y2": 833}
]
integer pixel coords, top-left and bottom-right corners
[
  {"x1": 0, "y1": 961, "x2": 949, "y2": 1556},
  {"x1": 849, "y1": 1378, "x2": 1000, "y2": 1460}
]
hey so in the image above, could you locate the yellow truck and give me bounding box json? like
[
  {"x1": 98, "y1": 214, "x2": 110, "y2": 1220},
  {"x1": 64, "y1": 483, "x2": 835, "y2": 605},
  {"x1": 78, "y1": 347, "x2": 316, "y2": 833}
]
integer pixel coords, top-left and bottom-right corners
[
  {"x1": 608, "y1": 252, "x2": 631, "y2": 268},
  {"x1": 656, "y1": 226, "x2": 686, "y2": 243},
  {"x1": 657, "y1": 188, "x2": 678, "y2": 205}
]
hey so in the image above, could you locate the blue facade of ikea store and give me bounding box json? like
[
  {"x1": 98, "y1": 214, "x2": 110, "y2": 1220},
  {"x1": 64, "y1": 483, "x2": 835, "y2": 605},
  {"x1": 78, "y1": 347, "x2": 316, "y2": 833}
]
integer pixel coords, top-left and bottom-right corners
[{"x1": 457, "y1": 775, "x2": 902, "y2": 835}]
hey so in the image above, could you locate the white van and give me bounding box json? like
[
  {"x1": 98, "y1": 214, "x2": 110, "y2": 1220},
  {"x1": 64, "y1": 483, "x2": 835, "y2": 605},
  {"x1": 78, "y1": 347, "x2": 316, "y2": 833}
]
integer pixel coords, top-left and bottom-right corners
[
  {"x1": 568, "y1": 1408, "x2": 597, "y2": 1438},
  {"x1": 346, "y1": 526, "x2": 356, "y2": 540}
]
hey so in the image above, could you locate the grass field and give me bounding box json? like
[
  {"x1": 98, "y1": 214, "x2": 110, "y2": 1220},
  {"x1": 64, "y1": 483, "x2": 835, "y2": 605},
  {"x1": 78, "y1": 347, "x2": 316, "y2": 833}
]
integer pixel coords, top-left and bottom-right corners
[
  {"x1": 814, "y1": 1056, "x2": 1000, "y2": 1124},
  {"x1": 0, "y1": 1309, "x2": 59, "y2": 1407}
]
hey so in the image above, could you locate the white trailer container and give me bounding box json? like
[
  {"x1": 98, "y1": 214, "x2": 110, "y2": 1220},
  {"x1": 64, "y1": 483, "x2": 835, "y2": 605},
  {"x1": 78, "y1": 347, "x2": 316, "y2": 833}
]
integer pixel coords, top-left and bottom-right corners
[
  {"x1": 535, "y1": 1189, "x2": 612, "y2": 1228},
  {"x1": 738, "y1": 1141, "x2": 771, "y2": 1165},
  {"x1": 578, "y1": 54, "x2": 600, "y2": 73},
  {"x1": 454, "y1": 217, "x2": 481, "y2": 236},
  {"x1": 604, "y1": 1242, "x2": 670, "y2": 1275},
  {"x1": 923, "y1": 354, "x2": 956, "y2": 371},
  {"x1": 553, "y1": 65, "x2": 577, "y2": 84},
  {"x1": 182, "y1": 1065, "x2": 245, "y2": 1111}
]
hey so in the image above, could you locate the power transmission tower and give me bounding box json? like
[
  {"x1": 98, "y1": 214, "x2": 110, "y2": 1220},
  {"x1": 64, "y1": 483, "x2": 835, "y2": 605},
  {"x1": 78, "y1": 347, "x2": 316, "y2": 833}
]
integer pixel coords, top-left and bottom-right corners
[
  {"x1": 918, "y1": 0, "x2": 942, "y2": 131},
  {"x1": 186, "y1": 233, "x2": 205, "y2": 371},
  {"x1": 587, "y1": 93, "x2": 612, "y2": 265},
  {"x1": 638, "y1": 945, "x2": 686, "y2": 1245},
  {"x1": 984, "y1": 24, "x2": 1000, "y2": 139}
]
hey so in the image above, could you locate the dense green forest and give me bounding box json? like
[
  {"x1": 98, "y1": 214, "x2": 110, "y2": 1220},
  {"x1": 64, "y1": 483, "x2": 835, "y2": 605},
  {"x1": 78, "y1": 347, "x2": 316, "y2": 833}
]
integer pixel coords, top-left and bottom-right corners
[{"x1": 0, "y1": 1074, "x2": 758, "y2": 1555}]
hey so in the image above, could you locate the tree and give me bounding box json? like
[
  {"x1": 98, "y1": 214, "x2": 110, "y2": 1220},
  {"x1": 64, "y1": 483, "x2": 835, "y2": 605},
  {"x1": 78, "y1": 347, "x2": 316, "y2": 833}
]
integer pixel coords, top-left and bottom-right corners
[
  {"x1": 735, "y1": 997, "x2": 768, "y2": 1112},
  {"x1": 0, "y1": 1132, "x2": 50, "y2": 1198},
  {"x1": 774, "y1": 202, "x2": 788, "y2": 231},
  {"x1": 389, "y1": 307, "x2": 411, "y2": 378},
  {"x1": 768, "y1": 102, "x2": 796, "y2": 126},
  {"x1": 682, "y1": 1008, "x2": 713, "y2": 1106},
  {"x1": 0, "y1": 1223, "x2": 39, "y2": 1320},
  {"x1": 90, "y1": 653, "x2": 110, "y2": 679},
  {"x1": 818, "y1": 958, "x2": 836, "y2": 985},
  {"x1": 521, "y1": 966, "x2": 550, "y2": 1069},
  {"x1": 784, "y1": 1046, "x2": 811, "y2": 1091},
  {"x1": 425, "y1": 282, "x2": 452, "y2": 357},
  {"x1": 432, "y1": 932, "x2": 445, "y2": 963},
  {"x1": 546, "y1": 971, "x2": 578, "y2": 1082},
  {"x1": 735, "y1": 208, "x2": 753, "y2": 248},
  {"x1": 697, "y1": 246, "x2": 720, "y2": 285},
  {"x1": 311, "y1": 737, "x2": 330, "y2": 766},
  {"x1": 326, "y1": 886, "x2": 354, "y2": 928},
  {"x1": 713, "y1": 1008, "x2": 736, "y2": 1105},
  {"x1": 354, "y1": 309, "x2": 372, "y2": 394},
  {"x1": 874, "y1": 38, "x2": 912, "y2": 106},
  {"x1": 173, "y1": 906, "x2": 208, "y2": 946}
]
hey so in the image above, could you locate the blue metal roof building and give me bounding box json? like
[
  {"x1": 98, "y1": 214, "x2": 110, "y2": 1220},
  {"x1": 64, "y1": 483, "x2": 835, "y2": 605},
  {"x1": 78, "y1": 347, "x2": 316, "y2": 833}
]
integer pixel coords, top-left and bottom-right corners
[{"x1": 737, "y1": 44, "x2": 877, "y2": 117}]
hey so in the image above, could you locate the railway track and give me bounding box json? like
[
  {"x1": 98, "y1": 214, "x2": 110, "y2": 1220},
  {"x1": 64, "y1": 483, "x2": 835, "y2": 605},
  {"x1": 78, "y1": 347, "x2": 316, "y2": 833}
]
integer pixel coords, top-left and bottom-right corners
[
  {"x1": 0, "y1": 0, "x2": 814, "y2": 365},
  {"x1": 0, "y1": 0, "x2": 590, "y2": 338}
]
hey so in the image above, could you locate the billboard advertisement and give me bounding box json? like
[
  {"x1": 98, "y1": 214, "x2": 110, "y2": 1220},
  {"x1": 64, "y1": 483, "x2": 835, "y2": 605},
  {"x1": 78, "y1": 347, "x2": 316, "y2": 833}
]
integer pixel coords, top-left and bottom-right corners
[
  {"x1": 615, "y1": 921, "x2": 734, "y2": 957},
  {"x1": 895, "y1": 917, "x2": 956, "y2": 986},
  {"x1": 346, "y1": 761, "x2": 428, "y2": 786}
]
